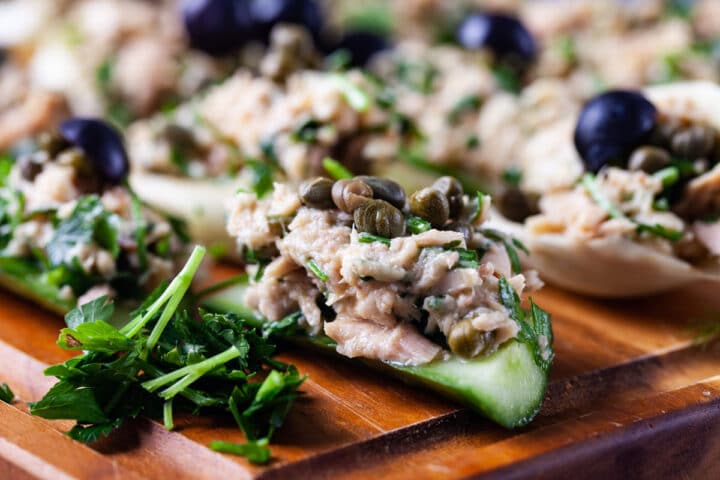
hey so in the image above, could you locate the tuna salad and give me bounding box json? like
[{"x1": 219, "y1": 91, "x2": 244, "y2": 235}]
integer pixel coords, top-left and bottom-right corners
[
  {"x1": 0, "y1": 118, "x2": 188, "y2": 311},
  {"x1": 501, "y1": 83, "x2": 720, "y2": 297},
  {"x1": 227, "y1": 174, "x2": 547, "y2": 366}
]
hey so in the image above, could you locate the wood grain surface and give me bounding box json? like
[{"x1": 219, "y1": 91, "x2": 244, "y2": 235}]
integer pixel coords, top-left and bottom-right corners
[{"x1": 0, "y1": 265, "x2": 719, "y2": 479}]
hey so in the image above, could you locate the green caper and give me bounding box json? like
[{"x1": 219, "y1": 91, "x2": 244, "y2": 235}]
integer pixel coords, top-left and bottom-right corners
[
  {"x1": 353, "y1": 199, "x2": 406, "y2": 238},
  {"x1": 38, "y1": 131, "x2": 69, "y2": 157},
  {"x1": 649, "y1": 115, "x2": 681, "y2": 148},
  {"x1": 163, "y1": 124, "x2": 196, "y2": 150},
  {"x1": 671, "y1": 124, "x2": 716, "y2": 159},
  {"x1": 410, "y1": 187, "x2": 450, "y2": 228},
  {"x1": 331, "y1": 178, "x2": 373, "y2": 213},
  {"x1": 627, "y1": 146, "x2": 671, "y2": 173},
  {"x1": 355, "y1": 176, "x2": 406, "y2": 209},
  {"x1": 496, "y1": 187, "x2": 539, "y2": 222},
  {"x1": 432, "y1": 176, "x2": 464, "y2": 218},
  {"x1": 446, "y1": 221, "x2": 473, "y2": 244},
  {"x1": 447, "y1": 319, "x2": 495, "y2": 358},
  {"x1": 299, "y1": 177, "x2": 335, "y2": 209}
]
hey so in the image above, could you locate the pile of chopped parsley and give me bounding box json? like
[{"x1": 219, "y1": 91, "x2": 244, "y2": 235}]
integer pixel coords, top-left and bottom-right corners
[{"x1": 29, "y1": 246, "x2": 305, "y2": 464}]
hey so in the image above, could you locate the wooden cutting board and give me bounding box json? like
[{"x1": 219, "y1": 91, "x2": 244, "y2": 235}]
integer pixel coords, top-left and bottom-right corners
[{"x1": 1, "y1": 264, "x2": 720, "y2": 479}]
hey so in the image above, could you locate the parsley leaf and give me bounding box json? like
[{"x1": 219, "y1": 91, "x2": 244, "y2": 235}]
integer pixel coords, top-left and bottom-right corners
[
  {"x1": 46, "y1": 196, "x2": 119, "y2": 267},
  {"x1": 0, "y1": 383, "x2": 14, "y2": 403},
  {"x1": 498, "y1": 277, "x2": 554, "y2": 372},
  {"x1": 358, "y1": 232, "x2": 391, "y2": 246},
  {"x1": 323, "y1": 157, "x2": 353, "y2": 180}
]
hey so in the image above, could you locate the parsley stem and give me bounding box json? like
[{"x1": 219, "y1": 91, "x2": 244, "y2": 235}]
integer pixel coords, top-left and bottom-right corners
[
  {"x1": 142, "y1": 346, "x2": 240, "y2": 397},
  {"x1": 121, "y1": 245, "x2": 206, "y2": 339},
  {"x1": 330, "y1": 73, "x2": 371, "y2": 112},
  {"x1": 163, "y1": 400, "x2": 174, "y2": 430},
  {"x1": 322, "y1": 157, "x2": 352, "y2": 180}
]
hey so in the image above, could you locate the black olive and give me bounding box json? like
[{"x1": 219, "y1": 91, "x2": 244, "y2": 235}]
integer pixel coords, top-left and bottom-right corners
[
  {"x1": 182, "y1": 0, "x2": 255, "y2": 55},
  {"x1": 573, "y1": 90, "x2": 657, "y2": 173},
  {"x1": 329, "y1": 30, "x2": 390, "y2": 68},
  {"x1": 456, "y1": 13, "x2": 536, "y2": 66},
  {"x1": 59, "y1": 118, "x2": 130, "y2": 184},
  {"x1": 249, "y1": 0, "x2": 324, "y2": 44},
  {"x1": 299, "y1": 177, "x2": 335, "y2": 209},
  {"x1": 355, "y1": 176, "x2": 406, "y2": 209}
]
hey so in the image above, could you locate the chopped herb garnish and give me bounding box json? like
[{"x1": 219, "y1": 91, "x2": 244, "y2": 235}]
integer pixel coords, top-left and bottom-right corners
[
  {"x1": 29, "y1": 246, "x2": 304, "y2": 463},
  {"x1": 169, "y1": 147, "x2": 190, "y2": 175},
  {"x1": 325, "y1": 49, "x2": 352, "y2": 71},
  {"x1": 130, "y1": 193, "x2": 148, "y2": 271},
  {"x1": 394, "y1": 60, "x2": 438, "y2": 94},
  {"x1": 653, "y1": 166, "x2": 680, "y2": 187},
  {"x1": 480, "y1": 228, "x2": 525, "y2": 275},
  {"x1": 407, "y1": 216, "x2": 432, "y2": 234},
  {"x1": 447, "y1": 94, "x2": 482, "y2": 124},
  {"x1": 247, "y1": 160, "x2": 274, "y2": 198},
  {"x1": 306, "y1": 259, "x2": 328, "y2": 282},
  {"x1": 492, "y1": 64, "x2": 521, "y2": 94},
  {"x1": 46, "y1": 196, "x2": 120, "y2": 277},
  {"x1": 555, "y1": 36, "x2": 577, "y2": 63},
  {"x1": 498, "y1": 277, "x2": 554, "y2": 372},
  {"x1": 210, "y1": 439, "x2": 271, "y2": 465},
  {"x1": 291, "y1": 119, "x2": 323, "y2": 144},
  {"x1": 0, "y1": 383, "x2": 14, "y2": 403},
  {"x1": 502, "y1": 167, "x2": 522, "y2": 187},
  {"x1": 582, "y1": 173, "x2": 683, "y2": 242},
  {"x1": 472, "y1": 191, "x2": 486, "y2": 223},
  {"x1": 466, "y1": 135, "x2": 480, "y2": 150},
  {"x1": 330, "y1": 73, "x2": 371, "y2": 112},
  {"x1": 322, "y1": 157, "x2": 353, "y2": 180},
  {"x1": 358, "y1": 232, "x2": 391, "y2": 246},
  {"x1": 454, "y1": 248, "x2": 479, "y2": 269}
]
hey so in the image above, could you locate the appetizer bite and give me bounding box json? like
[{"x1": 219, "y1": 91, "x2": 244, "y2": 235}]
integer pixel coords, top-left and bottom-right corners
[
  {"x1": 498, "y1": 82, "x2": 720, "y2": 297},
  {"x1": 0, "y1": 118, "x2": 188, "y2": 313},
  {"x1": 206, "y1": 175, "x2": 554, "y2": 427}
]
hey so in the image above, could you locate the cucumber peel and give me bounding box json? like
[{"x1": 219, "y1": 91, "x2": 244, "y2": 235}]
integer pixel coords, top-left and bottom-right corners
[
  {"x1": 203, "y1": 281, "x2": 550, "y2": 429},
  {"x1": 0, "y1": 268, "x2": 74, "y2": 315}
]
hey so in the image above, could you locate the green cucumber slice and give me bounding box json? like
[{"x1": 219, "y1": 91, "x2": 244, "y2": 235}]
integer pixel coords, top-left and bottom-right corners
[
  {"x1": 0, "y1": 268, "x2": 74, "y2": 315},
  {"x1": 202, "y1": 282, "x2": 549, "y2": 428}
]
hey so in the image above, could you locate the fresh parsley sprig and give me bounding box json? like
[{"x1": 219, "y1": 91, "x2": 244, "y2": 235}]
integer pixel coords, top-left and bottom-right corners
[{"x1": 29, "y1": 246, "x2": 305, "y2": 464}]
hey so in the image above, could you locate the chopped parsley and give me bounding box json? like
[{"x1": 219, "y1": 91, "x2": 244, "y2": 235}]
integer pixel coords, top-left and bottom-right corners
[
  {"x1": 581, "y1": 173, "x2": 683, "y2": 242},
  {"x1": 480, "y1": 228, "x2": 528, "y2": 275},
  {"x1": 492, "y1": 64, "x2": 521, "y2": 94},
  {"x1": 0, "y1": 383, "x2": 14, "y2": 403},
  {"x1": 407, "y1": 216, "x2": 432, "y2": 234},
  {"x1": 247, "y1": 160, "x2": 274, "y2": 198},
  {"x1": 447, "y1": 94, "x2": 482, "y2": 125},
  {"x1": 291, "y1": 119, "x2": 323, "y2": 144},
  {"x1": 502, "y1": 167, "x2": 523, "y2": 187},
  {"x1": 358, "y1": 232, "x2": 391, "y2": 246},
  {"x1": 330, "y1": 73, "x2": 372, "y2": 112},
  {"x1": 306, "y1": 259, "x2": 328, "y2": 282},
  {"x1": 29, "y1": 247, "x2": 305, "y2": 464},
  {"x1": 498, "y1": 277, "x2": 554, "y2": 372},
  {"x1": 323, "y1": 157, "x2": 353, "y2": 180}
]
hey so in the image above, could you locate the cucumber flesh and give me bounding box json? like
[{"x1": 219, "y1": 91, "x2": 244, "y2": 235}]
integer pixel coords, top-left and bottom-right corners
[
  {"x1": 0, "y1": 269, "x2": 74, "y2": 315},
  {"x1": 202, "y1": 282, "x2": 549, "y2": 428}
]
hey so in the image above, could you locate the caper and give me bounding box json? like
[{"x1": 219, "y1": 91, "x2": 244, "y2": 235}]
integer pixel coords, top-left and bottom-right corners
[
  {"x1": 671, "y1": 124, "x2": 716, "y2": 159},
  {"x1": 355, "y1": 176, "x2": 406, "y2": 209},
  {"x1": 447, "y1": 318, "x2": 494, "y2": 358},
  {"x1": 432, "y1": 176, "x2": 464, "y2": 218},
  {"x1": 627, "y1": 146, "x2": 671, "y2": 173},
  {"x1": 649, "y1": 115, "x2": 681, "y2": 148},
  {"x1": 17, "y1": 155, "x2": 43, "y2": 181},
  {"x1": 332, "y1": 178, "x2": 373, "y2": 213},
  {"x1": 299, "y1": 177, "x2": 335, "y2": 209},
  {"x1": 496, "y1": 188, "x2": 539, "y2": 222},
  {"x1": 410, "y1": 188, "x2": 450, "y2": 228},
  {"x1": 37, "y1": 131, "x2": 69, "y2": 157},
  {"x1": 353, "y1": 199, "x2": 406, "y2": 238},
  {"x1": 163, "y1": 124, "x2": 196, "y2": 150},
  {"x1": 446, "y1": 221, "x2": 473, "y2": 244}
]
